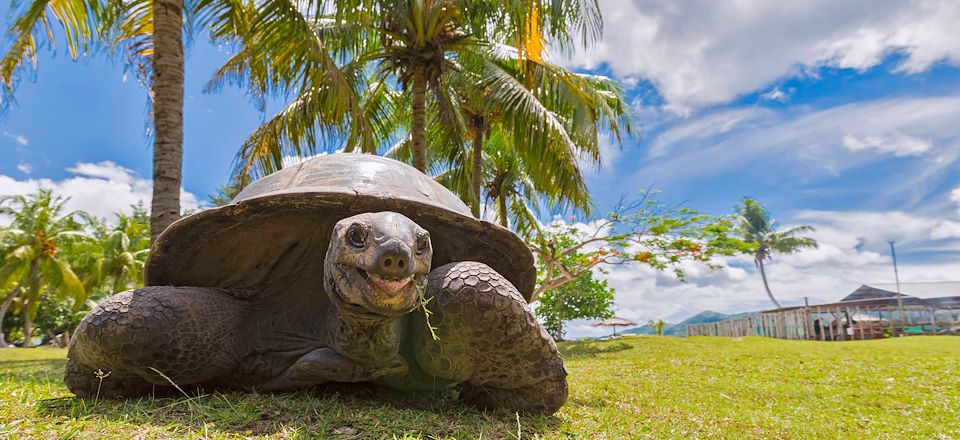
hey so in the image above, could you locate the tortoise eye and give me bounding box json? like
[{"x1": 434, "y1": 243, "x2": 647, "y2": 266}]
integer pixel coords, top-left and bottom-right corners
[
  {"x1": 346, "y1": 224, "x2": 366, "y2": 248},
  {"x1": 415, "y1": 232, "x2": 430, "y2": 256}
]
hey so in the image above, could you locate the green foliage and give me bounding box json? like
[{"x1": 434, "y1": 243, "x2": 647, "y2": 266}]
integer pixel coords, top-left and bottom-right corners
[
  {"x1": 208, "y1": 178, "x2": 244, "y2": 207},
  {"x1": 2, "y1": 292, "x2": 89, "y2": 345},
  {"x1": 71, "y1": 205, "x2": 151, "y2": 299},
  {"x1": 733, "y1": 197, "x2": 819, "y2": 307},
  {"x1": 0, "y1": 191, "x2": 90, "y2": 346},
  {"x1": 206, "y1": 0, "x2": 624, "y2": 228},
  {"x1": 530, "y1": 191, "x2": 743, "y2": 300},
  {"x1": 734, "y1": 197, "x2": 819, "y2": 261},
  {"x1": 647, "y1": 319, "x2": 665, "y2": 336},
  {"x1": 535, "y1": 270, "x2": 614, "y2": 341},
  {"x1": 0, "y1": 191, "x2": 151, "y2": 345}
]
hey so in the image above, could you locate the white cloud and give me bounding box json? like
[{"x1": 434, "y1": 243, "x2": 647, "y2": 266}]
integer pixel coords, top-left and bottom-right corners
[
  {"x1": 635, "y1": 96, "x2": 960, "y2": 204},
  {"x1": 648, "y1": 107, "x2": 770, "y2": 157},
  {"x1": 561, "y1": 208, "x2": 960, "y2": 338},
  {"x1": 0, "y1": 161, "x2": 202, "y2": 222},
  {"x1": 3, "y1": 131, "x2": 28, "y2": 146},
  {"x1": 563, "y1": 0, "x2": 960, "y2": 110},
  {"x1": 16, "y1": 163, "x2": 31, "y2": 174},
  {"x1": 932, "y1": 221, "x2": 960, "y2": 239},
  {"x1": 952, "y1": 187, "x2": 960, "y2": 215},
  {"x1": 760, "y1": 87, "x2": 792, "y2": 103},
  {"x1": 842, "y1": 132, "x2": 932, "y2": 156}
]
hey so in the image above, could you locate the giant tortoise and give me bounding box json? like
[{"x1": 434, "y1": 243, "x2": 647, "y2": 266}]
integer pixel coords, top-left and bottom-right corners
[{"x1": 65, "y1": 154, "x2": 567, "y2": 414}]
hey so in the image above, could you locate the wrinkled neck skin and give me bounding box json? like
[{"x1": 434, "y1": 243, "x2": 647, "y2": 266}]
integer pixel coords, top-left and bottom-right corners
[{"x1": 325, "y1": 301, "x2": 407, "y2": 367}]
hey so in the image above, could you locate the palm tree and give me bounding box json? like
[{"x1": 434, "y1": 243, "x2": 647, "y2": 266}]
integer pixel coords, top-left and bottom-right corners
[
  {"x1": 209, "y1": 0, "x2": 606, "y2": 181},
  {"x1": 74, "y1": 207, "x2": 151, "y2": 296},
  {"x1": 0, "y1": 0, "x2": 312, "y2": 241},
  {"x1": 204, "y1": 0, "x2": 396, "y2": 183},
  {"x1": 0, "y1": 191, "x2": 88, "y2": 347},
  {"x1": 448, "y1": 48, "x2": 633, "y2": 217},
  {"x1": 735, "y1": 198, "x2": 819, "y2": 308},
  {"x1": 0, "y1": 288, "x2": 19, "y2": 347},
  {"x1": 0, "y1": 0, "x2": 179, "y2": 241}
]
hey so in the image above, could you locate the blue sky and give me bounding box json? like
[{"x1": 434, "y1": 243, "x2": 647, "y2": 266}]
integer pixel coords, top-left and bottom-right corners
[{"x1": 2, "y1": 0, "x2": 959, "y2": 335}]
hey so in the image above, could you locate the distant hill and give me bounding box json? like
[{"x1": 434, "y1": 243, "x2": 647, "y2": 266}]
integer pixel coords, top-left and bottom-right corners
[{"x1": 622, "y1": 310, "x2": 755, "y2": 337}]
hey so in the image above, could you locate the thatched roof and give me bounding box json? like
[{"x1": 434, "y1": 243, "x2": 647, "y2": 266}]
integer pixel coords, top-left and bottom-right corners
[
  {"x1": 841, "y1": 285, "x2": 907, "y2": 302},
  {"x1": 841, "y1": 282, "x2": 960, "y2": 302},
  {"x1": 592, "y1": 317, "x2": 638, "y2": 327}
]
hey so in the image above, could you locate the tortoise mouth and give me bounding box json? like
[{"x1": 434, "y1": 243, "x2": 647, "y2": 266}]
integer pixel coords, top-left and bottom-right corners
[{"x1": 334, "y1": 264, "x2": 422, "y2": 317}]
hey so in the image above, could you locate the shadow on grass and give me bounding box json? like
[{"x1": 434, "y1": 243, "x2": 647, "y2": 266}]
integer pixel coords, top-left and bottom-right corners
[
  {"x1": 559, "y1": 341, "x2": 633, "y2": 359},
  {"x1": 35, "y1": 381, "x2": 561, "y2": 438},
  {"x1": 3, "y1": 350, "x2": 561, "y2": 437}
]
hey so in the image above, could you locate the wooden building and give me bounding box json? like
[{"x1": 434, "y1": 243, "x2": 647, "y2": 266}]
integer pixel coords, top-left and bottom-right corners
[{"x1": 688, "y1": 282, "x2": 960, "y2": 340}]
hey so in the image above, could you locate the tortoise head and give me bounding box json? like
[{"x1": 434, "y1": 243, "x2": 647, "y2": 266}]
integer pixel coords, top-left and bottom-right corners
[{"x1": 324, "y1": 211, "x2": 432, "y2": 317}]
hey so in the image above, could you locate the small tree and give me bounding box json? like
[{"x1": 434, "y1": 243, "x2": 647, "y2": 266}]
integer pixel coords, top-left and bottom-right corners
[
  {"x1": 535, "y1": 269, "x2": 614, "y2": 341},
  {"x1": 529, "y1": 191, "x2": 739, "y2": 301},
  {"x1": 648, "y1": 319, "x2": 665, "y2": 336},
  {"x1": 734, "y1": 198, "x2": 818, "y2": 308}
]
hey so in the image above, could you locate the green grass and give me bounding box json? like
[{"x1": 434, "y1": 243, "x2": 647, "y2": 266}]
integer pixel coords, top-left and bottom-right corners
[{"x1": 2, "y1": 336, "x2": 958, "y2": 439}]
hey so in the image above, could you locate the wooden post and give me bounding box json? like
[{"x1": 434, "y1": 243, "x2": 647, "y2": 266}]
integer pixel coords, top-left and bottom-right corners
[
  {"x1": 840, "y1": 307, "x2": 848, "y2": 341},
  {"x1": 928, "y1": 307, "x2": 937, "y2": 335},
  {"x1": 947, "y1": 308, "x2": 957, "y2": 335},
  {"x1": 853, "y1": 307, "x2": 864, "y2": 341},
  {"x1": 830, "y1": 309, "x2": 843, "y2": 341}
]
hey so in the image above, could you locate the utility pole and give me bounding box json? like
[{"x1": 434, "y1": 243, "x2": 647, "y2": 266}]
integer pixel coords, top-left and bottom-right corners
[{"x1": 889, "y1": 240, "x2": 904, "y2": 334}]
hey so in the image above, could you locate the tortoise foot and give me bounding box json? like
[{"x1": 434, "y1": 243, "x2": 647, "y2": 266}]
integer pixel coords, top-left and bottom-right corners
[
  {"x1": 459, "y1": 376, "x2": 568, "y2": 415},
  {"x1": 65, "y1": 357, "x2": 158, "y2": 398}
]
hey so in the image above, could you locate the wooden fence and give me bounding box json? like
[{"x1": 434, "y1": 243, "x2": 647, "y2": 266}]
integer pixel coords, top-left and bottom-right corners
[{"x1": 688, "y1": 297, "x2": 960, "y2": 340}]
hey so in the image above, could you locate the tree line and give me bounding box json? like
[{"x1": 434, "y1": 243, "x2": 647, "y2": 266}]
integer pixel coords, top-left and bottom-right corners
[{"x1": 0, "y1": 192, "x2": 150, "y2": 347}]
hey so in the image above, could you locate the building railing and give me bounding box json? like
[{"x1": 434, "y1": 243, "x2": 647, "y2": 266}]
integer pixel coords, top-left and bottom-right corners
[{"x1": 687, "y1": 297, "x2": 960, "y2": 340}]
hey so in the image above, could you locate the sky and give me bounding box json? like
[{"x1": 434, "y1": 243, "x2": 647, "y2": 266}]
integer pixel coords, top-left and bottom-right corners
[{"x1": 1, "y1": 0, "x2": 959, "y2": 338}]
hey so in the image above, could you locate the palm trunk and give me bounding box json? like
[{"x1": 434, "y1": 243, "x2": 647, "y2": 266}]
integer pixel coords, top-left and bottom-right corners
[
  {"x1": 555, "y1": 320, "x2": 563, "y2": 341},
  {"x1": 0, "y1": 289, "x2": 16, "y2": 347},
  {"x1": 150, "y1": 0, "x2": 185, "y2": 243},
  {"x1": 23, "y1": 315, "x2": 33, "y2": 348},
  {"x1": 758, "y1": 259, "x2": 782, "y2": 308},
  {"x1": 410, "y1": 66, "x2": 428, "y2": 172},
  {"x1": 22, "y1": 261, "x2": 40, "y2": 348},
  {"x1": 497, "y1": 192, "x2": 508, "y2": 228},
  {"x1": 470, "y1": 119, "x2": 485, "y2": 218}
]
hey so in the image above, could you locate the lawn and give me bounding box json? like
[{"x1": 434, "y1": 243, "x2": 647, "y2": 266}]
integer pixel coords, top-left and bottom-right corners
[{"x1": 1, "y1": 336, "x2": 958, "y2": 439}]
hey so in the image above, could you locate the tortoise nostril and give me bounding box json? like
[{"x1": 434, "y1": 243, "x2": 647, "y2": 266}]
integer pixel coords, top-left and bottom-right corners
[{"x1": 376, "y1": 251, "x2": 410, "y2": 279}]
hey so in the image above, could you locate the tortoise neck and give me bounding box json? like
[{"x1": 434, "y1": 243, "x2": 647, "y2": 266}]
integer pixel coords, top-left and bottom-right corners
[{"x1": 326, "y1": 305, "x2": 404, "y2": 366}]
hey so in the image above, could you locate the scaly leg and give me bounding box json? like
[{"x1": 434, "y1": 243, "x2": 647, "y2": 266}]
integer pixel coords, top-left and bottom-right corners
[
  {"x1": 411, "y1": 262, "x2": 568, "y2": 415},
  {"x1": 256, "y1": 348, "x2": 408, "y2": 391},
  {"x1": 65, "y1": 286, "x2": 246, "y2": 397}
]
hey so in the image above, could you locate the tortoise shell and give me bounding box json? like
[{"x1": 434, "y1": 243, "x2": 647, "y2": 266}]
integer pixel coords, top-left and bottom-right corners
[{"x1": 144, "y1": 154, "x2": 537, "y2": 301}]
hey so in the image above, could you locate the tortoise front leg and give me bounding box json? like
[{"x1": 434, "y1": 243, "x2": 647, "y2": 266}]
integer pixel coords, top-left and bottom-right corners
[
  {"x1": 65, "y1": 287, "x2": 246, "y2": 398},
  {"x1": 256, "y1": 348, "x2": 408, "y2": 391},
  {"x1": 411, "y1": 262, "x2": 568, "y2": 415}
]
